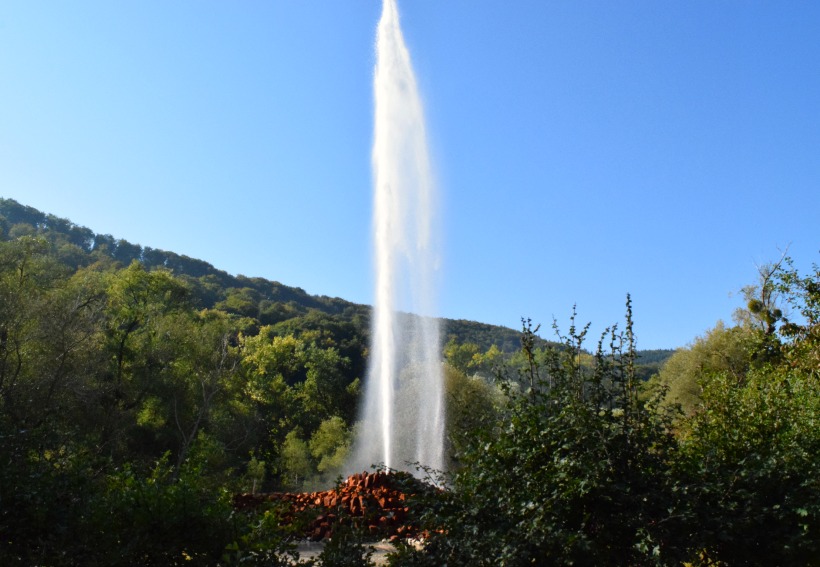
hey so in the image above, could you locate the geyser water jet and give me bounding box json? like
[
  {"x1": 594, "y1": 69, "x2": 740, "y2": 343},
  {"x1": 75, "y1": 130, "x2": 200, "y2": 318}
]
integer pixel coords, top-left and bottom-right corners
[{"x1": 349, "y1": 0, "x2": 444, "y2": 474}]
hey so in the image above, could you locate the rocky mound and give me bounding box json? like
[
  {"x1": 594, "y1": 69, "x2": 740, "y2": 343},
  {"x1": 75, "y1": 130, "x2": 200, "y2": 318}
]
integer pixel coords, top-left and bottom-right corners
[{"x1": 234, "y1": 471, "x2": 434, "y2": 542}]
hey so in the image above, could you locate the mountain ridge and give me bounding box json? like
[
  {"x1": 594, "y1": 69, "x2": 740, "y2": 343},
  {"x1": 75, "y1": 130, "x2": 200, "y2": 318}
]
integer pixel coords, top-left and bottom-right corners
[{"x1": 0, "y1": 196, "x2": 529, "y2": 353}]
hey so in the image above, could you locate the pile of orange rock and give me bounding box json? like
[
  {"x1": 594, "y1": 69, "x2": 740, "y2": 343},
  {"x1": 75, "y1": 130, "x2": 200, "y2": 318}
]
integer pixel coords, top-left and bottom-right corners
[{"x1": 234, "y1": 471, "x2": 428, "y2": 541}]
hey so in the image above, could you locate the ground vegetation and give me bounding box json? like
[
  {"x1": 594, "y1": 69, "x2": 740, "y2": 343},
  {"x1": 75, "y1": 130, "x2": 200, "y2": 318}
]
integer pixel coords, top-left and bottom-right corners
[{"x1": 0, "y1": 198, "x2": 815, "y2": 565}]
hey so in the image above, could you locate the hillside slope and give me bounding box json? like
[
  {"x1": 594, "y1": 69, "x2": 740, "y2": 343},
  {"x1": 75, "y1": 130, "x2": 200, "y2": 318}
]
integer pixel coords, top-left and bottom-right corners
[{"x1": 0, "y1": 197, "x2": 528, "y2": 354}]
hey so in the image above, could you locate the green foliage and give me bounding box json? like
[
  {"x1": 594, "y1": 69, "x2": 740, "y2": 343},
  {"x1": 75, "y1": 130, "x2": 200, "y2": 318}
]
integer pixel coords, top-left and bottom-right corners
[
  {"x1": 3, "y1": 198, "x2": 820, "y2": 565},
  {"x1": 281, "y1": 428, "x2": 314, "y2": 489},
  {"x1": 309, "y1": 416, "x2": 352, "y2": 475},
  {"x1": 86, "y1": 452, "x2": 235, "y2": 566},
  {"x1": 221, "y1": 505, "x2": 301, "y2": 567},
  {"x1": 313, "y1": 527, "x2": 375, "y2": 567},
  {"x1": 0, "y1": 220, "x2": 365, "y2": 562},
  {"x1": 246, "y1": 454, "x2": 266, "y2": 493},
  {"x1": 667, "y1": 256, "x2": 820, "y2": 565},
  {"x1": 775, "y1": 257, "x2": 820, "y2": 374},
  {"x1": 676, "y1": 366, "x2": 820, "y2": 564},
  {"x1": 442, "y1": 318, "x2": 534, "y2": 353},
  {"x1": 443, "y1": 338, "x2": 481, "y2": 374},
  {"x1": 299, "y1": 344, "x2": 357, "y2": 425},
  {"x1": 277, "y1": 417, "x2": 352, "y2": 490},
  {"x1": 443, "y1": 364, "x2": 502, "y2": 465},
  {"x1": 238, "y1": 328, "x2": 357, "y2": 487},
  {"x1": 408, "y1": 301, "x2": 685, "y2": 566},
  {"x1": 652, "y1": 321, "x2": 756, "y2": 416},
  {"x1": 0, "y1": 442, "x2": 98, "y2": 565},
  {"x1": 215, "y1": 286, "x2": 264, "y2": 318},
  {"x1": 633, "y1": 348, "x2": 675, "y2": 381},
  {"x1": 0, "y1": 443, "x2": 242, "y2": 566},
  {"x1": 424, "y1": 296, "x2": 820, "y2": 566},
  {"x1": 411, "y1": 258, "x2": 820, "y2": 566}
]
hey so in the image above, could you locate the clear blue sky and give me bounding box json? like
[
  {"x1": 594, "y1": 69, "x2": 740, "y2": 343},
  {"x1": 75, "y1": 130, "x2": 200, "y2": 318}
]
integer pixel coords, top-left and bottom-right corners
[{"x1": 1, "y1": 1, "x2": 818, "y2": 349}]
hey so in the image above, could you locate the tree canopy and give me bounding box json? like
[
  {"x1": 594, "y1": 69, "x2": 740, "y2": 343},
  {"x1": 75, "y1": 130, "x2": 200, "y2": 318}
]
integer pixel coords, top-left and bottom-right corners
[{"x1": 1, "y1": 197, "x2": 817, "y2": 565}]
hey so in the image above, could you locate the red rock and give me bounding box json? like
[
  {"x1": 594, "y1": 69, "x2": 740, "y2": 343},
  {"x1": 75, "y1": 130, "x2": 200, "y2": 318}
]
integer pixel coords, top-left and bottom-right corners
[{"x1": 231, "y1": 471, "x2": 433, "y2": 543}]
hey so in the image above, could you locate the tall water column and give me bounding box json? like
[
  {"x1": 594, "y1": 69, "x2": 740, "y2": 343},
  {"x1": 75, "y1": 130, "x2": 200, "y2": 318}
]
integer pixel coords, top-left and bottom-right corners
[{"x1": 349, "y1": 0, "x2": 444, "y2": 474}]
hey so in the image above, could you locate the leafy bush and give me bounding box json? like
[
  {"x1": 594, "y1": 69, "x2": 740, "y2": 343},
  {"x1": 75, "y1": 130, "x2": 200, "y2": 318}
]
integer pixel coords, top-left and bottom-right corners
[
  {"x1": 667, "y1": 257, "x2": 820, "y2": 565},
  {"x1": 221, "y1": 504, "x2": 302, "y2": 567},
  {"x1": 399, "y1": 300, "x2": 686, "y2": 566},
  {"x1": 85, "y1": 452, "x2": 235, "y2": 566},
  {"x1": 0, "y1": 438, "x2": 99, "y2": 566},
  {"x1": 676, "y1": 366, "x2": 820, "y2": 565}
]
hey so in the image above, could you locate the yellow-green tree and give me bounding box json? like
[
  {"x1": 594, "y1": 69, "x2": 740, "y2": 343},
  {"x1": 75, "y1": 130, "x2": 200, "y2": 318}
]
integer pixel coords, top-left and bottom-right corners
[{"x1": 653, "y1": 321, "x2": 755, "y2": 417}]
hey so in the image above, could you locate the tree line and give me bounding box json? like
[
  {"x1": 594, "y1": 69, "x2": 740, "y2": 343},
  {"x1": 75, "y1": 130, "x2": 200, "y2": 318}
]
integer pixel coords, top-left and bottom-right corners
[
  {"x1": 4, "y1": 197, "x2": 814, "y2": 565},
  {"x1": 0, "y1": 199, "x2": 575, "y2": 564},
  {"x1": 390, "y1": 257, "x2": 820, "y2": 566}
]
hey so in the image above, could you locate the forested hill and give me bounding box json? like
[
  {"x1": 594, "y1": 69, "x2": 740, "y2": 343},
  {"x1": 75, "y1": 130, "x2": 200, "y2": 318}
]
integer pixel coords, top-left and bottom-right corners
[
  {"x1": 3, "y1": 211, "x2": 816, "y2": 565},
  {"x1": 0, "y1": 197, "x2": 527, "y2": 352}
]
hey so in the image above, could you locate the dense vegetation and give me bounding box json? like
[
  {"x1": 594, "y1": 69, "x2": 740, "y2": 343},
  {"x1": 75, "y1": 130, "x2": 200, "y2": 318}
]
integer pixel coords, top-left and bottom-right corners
[
  {"x1": 2, "y1": 197, "x2": 816, "y2": 565},
  {"x1": 0, "y1": 198, "x2": 574, "y2": 564},
  {"x1": 391, "y1": 259, "x2": 820, "y2": 566}
]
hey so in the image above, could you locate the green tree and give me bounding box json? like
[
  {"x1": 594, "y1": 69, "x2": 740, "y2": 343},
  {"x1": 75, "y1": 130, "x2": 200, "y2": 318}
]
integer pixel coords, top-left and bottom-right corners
[
  {"x1": 147, "y1": 309, "x2": 242, "y2": 471},
  {"x1": 671, "y1": 256, "x2": 820, "y2": 564},
  {"x1": 676, "y1": 366, "x2": 820, "y2": 564},
  {"x1": 470, "y1": 343, "x2": 504, "y2": 377},
  {"x1": 96, "y1": 261, "x2": 190, "y2": 459},
  {"x1": 215, "y1": 287, "x2": 263, "y2": 319},
  {"x1": 775, "y1": 257, "x2": 820, "y2": 374},
  {"x1": 443, "y1": 339, "x2": 481, "y2": 375},
  {"x1": 652, "y1": 321, "x2": 755, "y2": 417},
  {"x1": 85, "y1": 451, "x2": 237, "y2": 566},
  {"x1": 280, "y1": 428, "x2": 312, "y2": 489},
  {"x1": 245, "y1": 454, "x2": 266, "y2": 494},
  {"x1": 299, "y1": 343, "x2": 356, "y2": 425},
  {"x1": 0, "y1": 238, "x2": 109, "y2": 564},
  {"x1": 443, "y1": 364, "x2": 501, "y2": 466},
  {"x1": 309, "y1": 416, "x2": 351, "y2": 477},
  {"x1": 406, "y1": 302, "x2": 684, "y2": 566}
]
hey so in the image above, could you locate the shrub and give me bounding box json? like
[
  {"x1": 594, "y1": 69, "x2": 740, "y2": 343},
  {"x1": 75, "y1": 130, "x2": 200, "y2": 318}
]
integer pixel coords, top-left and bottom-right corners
[
  {"x1": 85, "y1": 452, "x2": 235, "y2": 566},
  {"x1": 399, "y1": 300, "x2": 685, "y2": 566},
  {"x1": 676, "y1": 367, "x2": 820, "y2": 565}
]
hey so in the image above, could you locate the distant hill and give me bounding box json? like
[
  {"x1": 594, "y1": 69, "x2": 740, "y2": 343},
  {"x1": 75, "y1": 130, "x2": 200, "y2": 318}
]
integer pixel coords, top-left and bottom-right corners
[
  {"x1": 634, "y1": 348, "x2": 677, "y2": 381},
  {"x1": 0, "y1": 197, "x2": 674, "y2": 372},
  {"x1": 0, "y1": 197, "x2": 525, "y2": 352}
]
